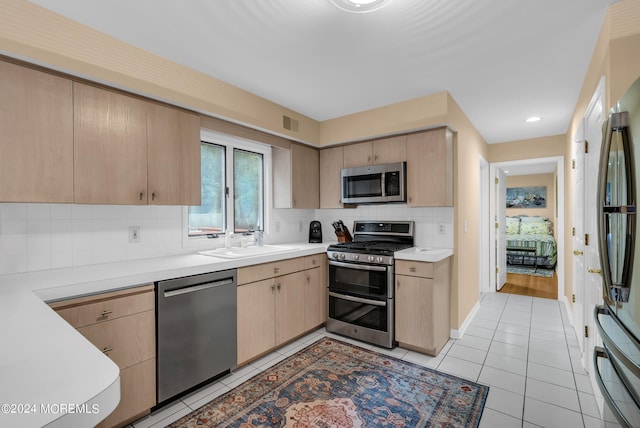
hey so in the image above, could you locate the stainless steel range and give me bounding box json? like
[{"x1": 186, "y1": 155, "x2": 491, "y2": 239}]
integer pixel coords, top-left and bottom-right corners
[{"x1": 326, "y1": 220, "x2": 414, "y2": 348}]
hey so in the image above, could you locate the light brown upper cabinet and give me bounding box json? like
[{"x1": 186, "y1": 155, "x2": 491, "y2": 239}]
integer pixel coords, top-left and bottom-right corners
[
  {"x1": 74, "y1": 83, "x2": 201, "y2": 205},
  {"x1": 406, "y1": 128, "x2": 453, "y2": 207},
  {"x1": 0, "y1": 61, "x2": 74, "y2": 203},
  {"x1": 319, "y1": 146, "x2": 344, "y2": 208},
  {"x1": 342, "y1": 135, "x2": 407, "y2": 168},
  {"x1": 147, "y1": 103, "x2": 201, "y2": 205},
  {"x1": 273, "y1": 143, "x2": 319, "y2": 209},
  {"x1": 74, "y1": 83, "x2": 148, "y2": 205}
]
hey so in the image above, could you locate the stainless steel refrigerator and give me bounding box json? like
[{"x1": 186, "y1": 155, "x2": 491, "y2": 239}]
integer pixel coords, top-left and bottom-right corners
[{"x1": 595, "y1": 75, "x2": 640, "y2": 427}]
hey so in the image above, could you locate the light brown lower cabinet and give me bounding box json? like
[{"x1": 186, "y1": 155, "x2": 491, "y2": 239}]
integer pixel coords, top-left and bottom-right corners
[
  {"x1": 50, "y1": 285, "x2": 156, "y2": 428},
  {"x1": 237, "y1": 254, "x2": 327, "y2": 365},
  {"x1": 395, "y1": 258, "x2": 451, "y2": 356}
]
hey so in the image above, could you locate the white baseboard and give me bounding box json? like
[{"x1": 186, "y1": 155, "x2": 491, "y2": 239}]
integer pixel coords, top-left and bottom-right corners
[{"x1": 450, "y1": 300, "x2": 480, "y2": 339}]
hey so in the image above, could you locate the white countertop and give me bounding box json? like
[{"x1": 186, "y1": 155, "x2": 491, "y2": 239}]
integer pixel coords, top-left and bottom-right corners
[
  {"x1": 394, "y1": 246, "x2": 453, "y2": 262},
  {"x1": 0, "y1": 242, "x2": 328, "y2": 428}
]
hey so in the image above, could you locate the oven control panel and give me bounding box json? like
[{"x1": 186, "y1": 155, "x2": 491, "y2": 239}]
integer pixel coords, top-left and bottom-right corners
[{"x1": 327, "y1": 251, "x2": 393, "y2": 266}]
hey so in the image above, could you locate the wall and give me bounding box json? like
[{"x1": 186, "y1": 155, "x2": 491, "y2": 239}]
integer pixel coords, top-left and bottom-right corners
[
  {"x1": 488, "y1": 134, "x2": 566, "y2": 163},
  {"x1": 506, "y1": 173, "x2": 557, "y2": 237},
  {"x1": 0, "y1": 203, "x2": 312, "y2": 275},
  {"x1": 314, "y1": 206, "x2": 453, "y2": 249}
]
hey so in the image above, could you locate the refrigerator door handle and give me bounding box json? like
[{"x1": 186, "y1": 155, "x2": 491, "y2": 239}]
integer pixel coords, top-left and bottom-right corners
[
  {"x1": 594, "y1": 305, "x2": 640, "y2": 378},
  {"x1": 593, "y1": 346, "x2": 633, "y2": 428}
]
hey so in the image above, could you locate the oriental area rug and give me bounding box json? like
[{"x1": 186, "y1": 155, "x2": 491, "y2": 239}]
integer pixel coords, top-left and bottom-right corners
[{"x1": 167, "y1": 338, "x2": 489, "y2": 428}]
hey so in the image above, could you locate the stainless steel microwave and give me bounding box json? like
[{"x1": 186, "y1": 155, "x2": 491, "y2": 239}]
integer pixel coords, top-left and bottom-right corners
[{"x1": 341, "y1": 162, "x2": 406, "y2": 204}]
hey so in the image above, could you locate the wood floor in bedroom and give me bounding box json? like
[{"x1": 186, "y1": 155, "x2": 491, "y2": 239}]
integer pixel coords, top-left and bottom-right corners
[{"x1": 499, "y1": 272, "x2": 558, "y2": 299}]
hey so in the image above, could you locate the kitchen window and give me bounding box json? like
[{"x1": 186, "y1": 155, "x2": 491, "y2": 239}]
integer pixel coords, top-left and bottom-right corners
[{"x1": 187, "y1": 130, "x2": 270, "y2": 239}]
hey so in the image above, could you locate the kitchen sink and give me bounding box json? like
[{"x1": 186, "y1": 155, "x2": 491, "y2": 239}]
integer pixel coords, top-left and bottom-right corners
[{"x1": 198, "y1": 245, "x2": 299, "y2": 259}]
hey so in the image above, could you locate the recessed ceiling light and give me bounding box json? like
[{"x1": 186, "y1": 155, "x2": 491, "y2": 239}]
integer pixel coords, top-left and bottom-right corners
[
  {"x1": 525, "y1": 116, "x2": 542, "y2": 123},
  {"x1": 330, "y1": 0, "x2": 393, "y2": 13}
]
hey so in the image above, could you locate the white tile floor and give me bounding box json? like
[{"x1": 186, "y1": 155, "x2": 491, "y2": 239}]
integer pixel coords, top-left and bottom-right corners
[{"x1": 131, "y1": 292, "x2": 619, "y2": 428}]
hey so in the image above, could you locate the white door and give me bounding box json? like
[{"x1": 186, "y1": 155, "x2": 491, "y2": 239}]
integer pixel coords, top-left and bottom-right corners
[
  {"x1": 496, "y1": 168, "x2": 507, "y2": 290},
  {"x1": 572, "y1": 137, "x2": 586, "y2": 354},
  {"x1": 582, "y1": 79, "x2": 605, "y2": 375}
]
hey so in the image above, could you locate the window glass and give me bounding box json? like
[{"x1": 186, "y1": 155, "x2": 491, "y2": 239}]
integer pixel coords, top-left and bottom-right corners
[
  {"x1": 234, "y1": 149, "x2": 263, "y2": 233},
  {"x1": 188, "y1": 143, "x2": 225, "y2": 236}
]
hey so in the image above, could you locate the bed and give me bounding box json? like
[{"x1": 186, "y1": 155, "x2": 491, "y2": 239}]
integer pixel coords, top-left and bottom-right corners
[{"x1": 505, "y1": 216, "x2": 557, "y2": 269}]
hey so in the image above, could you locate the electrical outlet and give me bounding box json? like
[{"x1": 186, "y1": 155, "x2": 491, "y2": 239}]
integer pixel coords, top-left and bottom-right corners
[
  {"x1": 437, "y1": 223, "x2": 445, "y2": 234},
  {"x1": 129, "y1": 226, "x2": 140, "y2": 243}
]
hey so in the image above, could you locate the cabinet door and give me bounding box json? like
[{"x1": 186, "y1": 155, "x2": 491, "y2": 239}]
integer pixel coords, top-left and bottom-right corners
[
  {"x1": 96, "y1": 358, "x2": 156, "y2": 428},
  {"x1": 147, "y1": 103, "x2": 201, "y2": 205},
  {"x1": 319, "y1": 146, "x2": 344, "y2": 208},
  {"x1": 0, "y1": 61, "x2": 74, "y2": 203},
  {"x1": 343, "y1": 142, "x2": 373, "y2": 168},
  {"x1": 291, "y1": 144, "x2": 319, "y2": 209},
  {"x1": 373, "y1": 135, "x2": 406, "y2": 164},
  {"x1": 237, "y1": 279, "x2": 276, "y2": 364},
  {"x1": 275, "y1": 270, "x2": 307, "y2": 345},
  {"x1": 74, "y1": 83, "x2": 148, "y2": 205},
  {"x1": 406, "y1": 128, "x2": 453, "y2": 207},
  {"x1": 304, "y1": 266, "x2": 326, "y2": 331},
  {"x1": 395, "y1": 274, "x2": 435, "y2": 351}
]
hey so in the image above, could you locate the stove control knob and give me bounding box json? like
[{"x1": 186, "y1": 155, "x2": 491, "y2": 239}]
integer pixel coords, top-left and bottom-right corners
[
  {"x1": 353, "y1": 254, "x2": 359, "y2": 261},
  {"x1": 332, "y1": 252, "x2": 338, "y2": 259},
  {"x1": 377, "y1": 256, "x2": 384, "y2": 263},
  {"x1": 368, "y1": 255, "x2": 375, "y2": 262},
  {"x1": 340, "y1": 253, "x2": 346, "y2": 260}
]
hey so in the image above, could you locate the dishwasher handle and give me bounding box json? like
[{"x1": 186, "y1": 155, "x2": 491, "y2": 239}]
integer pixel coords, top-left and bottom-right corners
[{"x1": 163, "y1": 278, "x2": 234, "y2": 298}]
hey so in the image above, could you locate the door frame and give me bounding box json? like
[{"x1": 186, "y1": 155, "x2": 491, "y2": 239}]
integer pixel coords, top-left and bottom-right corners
[
  {"x1": 489, "y1": 156, "x2": 565, "y2": 299},
  {"x1": 478, "y1": 155, "x2": 490, "y2": 296}
]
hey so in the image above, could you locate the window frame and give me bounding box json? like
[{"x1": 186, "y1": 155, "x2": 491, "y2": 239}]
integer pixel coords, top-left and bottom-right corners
[{"x1": 183, "y1": 129, "x2": 271, "y2": 250}]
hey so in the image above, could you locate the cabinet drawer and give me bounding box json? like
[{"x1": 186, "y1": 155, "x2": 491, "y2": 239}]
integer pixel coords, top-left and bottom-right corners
[
  {"x1": 237, "y1": 258, "x2": 302, "y2": 285},
  {"x1": 96, "y1": 358, "x2": 156, "y2": 428},
  {"x1": 305, "y1": 254, "x2": 324, "y2": 270},
  {"x1": 78, "y1": 310, "x2": 155, "y2": 369},
  {"x1": 53, "y1": 286, "x2": 154, "y2": 329},
  {"x1": 395, "y1": 260, "x2": 433, "y2": 278}
]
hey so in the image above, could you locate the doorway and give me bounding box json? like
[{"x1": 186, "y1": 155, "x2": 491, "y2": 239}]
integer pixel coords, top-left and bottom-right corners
[{"x1": 489, "y1": 157, "x2": 565, "y2": 300}]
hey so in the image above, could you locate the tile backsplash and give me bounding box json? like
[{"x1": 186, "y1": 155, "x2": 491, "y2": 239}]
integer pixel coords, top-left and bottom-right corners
[{"x1": 0, "y1": 203, "x2": 452, "y2": 275}]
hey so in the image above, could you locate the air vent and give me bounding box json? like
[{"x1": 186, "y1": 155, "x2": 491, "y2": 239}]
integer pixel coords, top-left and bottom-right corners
[{"x1": 283, "y1": 115, "x2": 299, "y2": 132}]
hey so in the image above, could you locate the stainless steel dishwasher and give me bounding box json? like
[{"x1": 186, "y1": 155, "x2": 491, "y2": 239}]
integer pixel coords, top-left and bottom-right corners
[{"x1": 156, "y1": 269, "x2": 237, "y2": 404}]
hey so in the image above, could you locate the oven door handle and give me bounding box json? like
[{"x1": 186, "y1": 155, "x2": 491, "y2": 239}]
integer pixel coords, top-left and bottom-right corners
[
  {"x1": 328, "y1": 260, "x2": 387, "y2": 272},
  {"x1": 329, "y1": 291, "x2": 387, "y2": 307}
]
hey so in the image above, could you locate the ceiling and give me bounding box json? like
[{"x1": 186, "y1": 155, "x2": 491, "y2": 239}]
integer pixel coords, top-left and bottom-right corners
[{"x1": 30, "y1": 0, "x2": 617, "y2": 144}]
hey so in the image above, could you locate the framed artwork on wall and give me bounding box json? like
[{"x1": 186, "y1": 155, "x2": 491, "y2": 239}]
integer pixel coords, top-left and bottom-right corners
[{"x1": 506, "y1": 186, "x2": 546, "y2": 208}]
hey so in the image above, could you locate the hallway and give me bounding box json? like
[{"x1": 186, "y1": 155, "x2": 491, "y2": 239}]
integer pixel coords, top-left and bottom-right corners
[{"x1": 499, "y1": 272, "x2": 558, "y2": 300}]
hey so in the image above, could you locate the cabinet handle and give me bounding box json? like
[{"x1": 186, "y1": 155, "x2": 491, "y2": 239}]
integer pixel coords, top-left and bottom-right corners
[
  {"x1": 374, "y1": 155, "x2": 378, "y2": 161},
  {"x1": 274, "y1": 267, "x2": 280, "y2": 274},
  {"x1": 396, "y1": 280, "x2": 400, "y2": 289},
  {"x1": 152, "y1": 192, "x2": 156, "y2": 201},
  {"x1": 271, "y1": 283, "x2": 275, "y2": 292},
  {"x1": 277, "y1": 283, "x2": 281, "y2": 291},
  {"x1": 367, "y1": 156, "x2": 371, "y2": 163},
  {"x1": 409, "y1": 266, "x2": 416, "y2": 273},
  {"x1": 102, "y1": 346, "x2": 113, "y2": 354},
  {"x1": 312, "y1": 259, "x2": 318, "y2": 265},
  {"x1": 100, "y1": 310, "x2": 112, "y2": 317},
  {"x1": 139, "y1": 191, "x2": 144, "y2": 201}
]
